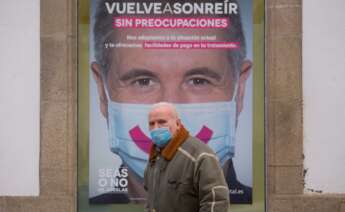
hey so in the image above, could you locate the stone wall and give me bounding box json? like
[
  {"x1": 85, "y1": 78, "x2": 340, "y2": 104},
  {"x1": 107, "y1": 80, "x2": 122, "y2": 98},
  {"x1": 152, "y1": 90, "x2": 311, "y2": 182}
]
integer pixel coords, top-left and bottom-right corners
[
  {"x1": 267, "y1": 0, "x2": 345, "y2": 211},
  {"x1": 1, "y1": 0, "x2": 345, "y2": 211},
  {"x1": 0, "y1": 0, "x2": 77, "y2": 211}
]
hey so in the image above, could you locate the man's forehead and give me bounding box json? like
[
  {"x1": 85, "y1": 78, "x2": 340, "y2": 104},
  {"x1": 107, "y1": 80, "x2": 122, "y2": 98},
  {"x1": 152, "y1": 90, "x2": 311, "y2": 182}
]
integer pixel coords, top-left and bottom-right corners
[{"x1": 149, "y1": 106, "x2": 174, "y2": 119}]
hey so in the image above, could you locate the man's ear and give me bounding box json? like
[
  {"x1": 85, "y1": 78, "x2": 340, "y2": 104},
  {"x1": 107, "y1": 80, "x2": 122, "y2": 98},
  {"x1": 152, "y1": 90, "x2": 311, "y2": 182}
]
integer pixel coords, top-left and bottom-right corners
[
  {"x1": 91, "y1": 62, "x2": 108, "y2": 118},
  {"x1": 236, "y1": 60, "x2": 252, "y2": 117},
  {"x1": 176, "y1": 118, "x2": 182, "y2": 129}
]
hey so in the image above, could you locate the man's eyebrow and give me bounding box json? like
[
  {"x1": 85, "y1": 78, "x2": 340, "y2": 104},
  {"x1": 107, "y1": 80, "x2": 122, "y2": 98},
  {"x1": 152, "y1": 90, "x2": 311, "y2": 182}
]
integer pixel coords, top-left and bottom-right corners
[
  {"x1": 119, "y1": 68, "x2": 157, "y2": 81},
  {"x1": 184, "y1": 67, "x2": 222, "y2": 81}
]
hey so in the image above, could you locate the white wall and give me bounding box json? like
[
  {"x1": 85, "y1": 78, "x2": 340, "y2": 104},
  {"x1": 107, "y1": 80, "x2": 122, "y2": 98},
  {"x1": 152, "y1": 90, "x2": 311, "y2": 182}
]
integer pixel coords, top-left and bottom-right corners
[
  {"x1": 303, "y1": 0, "x2": 345, "y2": 193},
  {"x1": 0, "y1": 0, "x2": 40, "y2": 196}
]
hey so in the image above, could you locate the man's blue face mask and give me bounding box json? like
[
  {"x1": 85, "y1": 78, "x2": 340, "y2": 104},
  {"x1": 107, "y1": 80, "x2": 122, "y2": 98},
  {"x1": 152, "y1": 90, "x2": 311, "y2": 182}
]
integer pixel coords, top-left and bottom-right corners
[
  {"x1": 150, "y1": 127, "x2": 172, "y2": 148},
  {"x1": 105, "y1": 89, "x2": 237, "y2": 180}
]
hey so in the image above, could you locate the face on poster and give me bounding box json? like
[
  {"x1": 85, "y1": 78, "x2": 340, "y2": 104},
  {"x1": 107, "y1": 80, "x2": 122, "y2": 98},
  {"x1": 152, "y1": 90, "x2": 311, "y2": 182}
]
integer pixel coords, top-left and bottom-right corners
[{"x1": 89, "y1": 0, "x2": 254, "y2": 205}]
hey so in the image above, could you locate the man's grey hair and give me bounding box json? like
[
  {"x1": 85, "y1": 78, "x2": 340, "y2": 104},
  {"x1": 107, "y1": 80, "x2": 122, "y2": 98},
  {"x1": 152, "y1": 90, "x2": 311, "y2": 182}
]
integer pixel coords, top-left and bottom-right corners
[
  {"x1": 92, "y1": 0, "x2": 246, "y2": 82},
  {"x1": 150, "y1": 102, "x2": 179, "y2": 119}
]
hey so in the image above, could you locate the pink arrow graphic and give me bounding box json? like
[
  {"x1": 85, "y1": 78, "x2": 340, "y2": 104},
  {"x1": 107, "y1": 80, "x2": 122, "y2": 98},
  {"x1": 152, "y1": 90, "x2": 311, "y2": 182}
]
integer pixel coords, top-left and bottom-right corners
[{"x1": 129, "y1": 125, "x2": 213, "y2": 154}]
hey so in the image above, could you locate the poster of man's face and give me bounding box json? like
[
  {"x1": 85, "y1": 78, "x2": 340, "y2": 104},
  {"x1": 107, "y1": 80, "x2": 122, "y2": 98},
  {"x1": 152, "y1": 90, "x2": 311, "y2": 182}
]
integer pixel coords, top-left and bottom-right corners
[{"x1": 88, "y1": 0, "x2": 254, "y2": 205}]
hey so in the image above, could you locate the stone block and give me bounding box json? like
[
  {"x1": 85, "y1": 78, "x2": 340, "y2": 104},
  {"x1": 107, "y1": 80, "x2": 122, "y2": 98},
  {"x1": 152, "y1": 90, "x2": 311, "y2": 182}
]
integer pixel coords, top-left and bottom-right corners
[
  {"x1": 37, "y1": 197, "x2": 73, "y2": 212},
  {"x1": 0, "y1": 196, "x2": 75, "y2": 212},
  {"x1": 40, "y1": 168, "x2": 70, "y2": 196},
  {"x1": 0, "y1": 198, "x2": 36, "y2": 212},
  {"x1": 268, "y1": 0, "x2": 301, "y2": 8},
  {"x1": 40, "y1": 101, "x2": 69, "y2": 169},
  {"x1": 65, "y1": 98, "x2": 77, "y2": 183},
  {"x1": 268, "y1": 36, "x2": 302, "y2": 101},
  {"x1": 41, "y1": 37, "x2": 69, "y2": 102},
  {"x1": 268, "y1": 166, "x2": 276, "y2": 195},
  {"x1": 340, "y1": 202, "x2": 345, "y2": 212},
  {"x1": 269, "y1": 198, "x2": 294, "y2": 212},
  {"x1": 268, "y1": 99, "x2": 303, "y2": 166},
  {"x1": 41, "y1": 0, "x2": 68, "y2": 35},
  {"x1": 267, "y1": 103, "x2": 276, "y2": 165},
  {"x1": 0, "y1": 198, "x2": 6, "y2": 212},
  {"x1": 40, "y1": 36, "x2": 69, "y2": 99},
  {"x1": 66, "y1": 35, "x2": 78, "y2": 102},
  {"x1": 300, "y1": 197, "x2": 341, "y2": 212},
  {"x1": 0, "y1": 198, "x2": 21, "y2": 212},
  {"x1": 274, "y1": 166, "x2": 303, "y2": 194},
  {"x1": 268, "y1": 5, "x2": 301, "y2": 37},
  {"x1": 12, "y1": 199, "x2": 36, "y2": 212},
  {"x1": 67, "y1": 2, "x2": 78, "y2": 37},
  {"x1": 269, "y1": 195, "x2": 305, "y2": 212}
]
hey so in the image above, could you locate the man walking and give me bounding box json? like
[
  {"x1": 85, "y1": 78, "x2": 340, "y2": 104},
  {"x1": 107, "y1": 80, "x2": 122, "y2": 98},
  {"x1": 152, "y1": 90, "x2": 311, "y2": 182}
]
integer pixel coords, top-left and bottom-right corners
[{"x1": 144, "y1": 102, "x2": 229, "y2": 212}]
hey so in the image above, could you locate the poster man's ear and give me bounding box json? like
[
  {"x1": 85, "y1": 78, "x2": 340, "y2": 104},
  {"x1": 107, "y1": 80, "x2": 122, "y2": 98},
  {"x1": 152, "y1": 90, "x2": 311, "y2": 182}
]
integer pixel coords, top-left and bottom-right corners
[
  {"x1": 236, "y1": 60, "x2": 252, "y2": 117},
  {"x1": 91, "y1": 62, "x2": 108, "y2": 118}
]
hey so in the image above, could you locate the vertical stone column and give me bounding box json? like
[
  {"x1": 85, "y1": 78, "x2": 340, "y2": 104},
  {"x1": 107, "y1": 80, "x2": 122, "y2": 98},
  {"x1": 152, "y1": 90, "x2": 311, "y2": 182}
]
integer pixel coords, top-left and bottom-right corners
[
  {"x1": 267, "y1": 0, "x2": 304, "y2": 211},
  {"x1": 0, "y1": 0, "x2": 77, "y2": 211},
  {"x1": 39, "y1": 0, "x2": 77, "y2": 210},
  {"x1": 267, "y1": 0, "x2": 345, "y2": 211}
]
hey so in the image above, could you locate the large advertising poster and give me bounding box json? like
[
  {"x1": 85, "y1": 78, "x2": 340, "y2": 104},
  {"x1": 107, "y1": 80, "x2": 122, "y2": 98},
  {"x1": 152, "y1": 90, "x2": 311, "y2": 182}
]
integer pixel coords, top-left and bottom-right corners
[{"x1": 78, "y1": 0, "x2": 265, "y2": 211}]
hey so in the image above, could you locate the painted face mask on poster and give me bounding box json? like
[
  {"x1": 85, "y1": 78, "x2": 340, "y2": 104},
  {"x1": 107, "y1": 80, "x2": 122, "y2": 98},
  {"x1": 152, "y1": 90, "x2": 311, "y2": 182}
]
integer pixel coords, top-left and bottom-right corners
[{"x1": 106, "y1": 96, "x2": 237, "y2": 180}]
